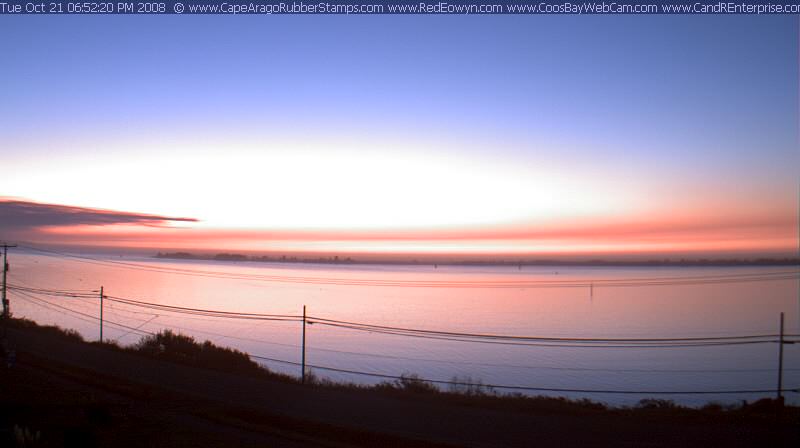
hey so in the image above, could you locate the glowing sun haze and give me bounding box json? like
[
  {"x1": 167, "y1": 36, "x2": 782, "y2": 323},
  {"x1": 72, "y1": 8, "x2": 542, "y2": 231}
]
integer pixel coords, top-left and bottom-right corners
[{"x1": 1, "y1": 144, "x2": 638, "y2": 230}]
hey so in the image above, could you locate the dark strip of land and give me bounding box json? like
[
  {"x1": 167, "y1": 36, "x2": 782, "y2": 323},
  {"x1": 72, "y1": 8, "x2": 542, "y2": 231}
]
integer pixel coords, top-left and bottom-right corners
[
  {"x1": 1, "y1": 319, "x2": 797, "y2": 447},
  {"x1": 155, "y1": 252, "x2": 800, "y2": 267}
]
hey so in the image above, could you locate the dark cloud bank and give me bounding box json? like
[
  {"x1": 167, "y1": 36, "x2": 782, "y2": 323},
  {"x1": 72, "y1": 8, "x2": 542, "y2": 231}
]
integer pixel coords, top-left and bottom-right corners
[{"x1": 0, "y1": 199, "x2": 197, "y2": 229}]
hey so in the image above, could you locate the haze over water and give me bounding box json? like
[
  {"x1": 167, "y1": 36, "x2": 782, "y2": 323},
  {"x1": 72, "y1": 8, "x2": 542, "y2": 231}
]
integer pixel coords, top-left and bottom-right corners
[{"x1": 8, "y1": 250, "x2": 799, "y2": 407}]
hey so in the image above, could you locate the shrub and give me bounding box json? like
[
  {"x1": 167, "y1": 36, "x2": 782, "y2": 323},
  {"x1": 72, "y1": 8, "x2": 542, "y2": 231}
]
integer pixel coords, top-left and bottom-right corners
[
  {"x1": 636, "y1": 398, "x2": 678, "y2": 410},
  {"x1": 448, "y1": 375, "x2": 494, "y2": 396},
  {"x1": 701, "y1": 402, "x2": 724, "y2": 412},
  {"x1": 8, "y1": 318, "x2": 83, "y2": 342},
  {"x1": 134, "y1": 330, "x2": 263, "y2": 375},
  {"x1": 743, "y1": 397, "x2": 784, "y2": 413},
  {"x1": 393, "y1": 373, "x2": 439, "y2": 394},
  {"x1": 135, "y1": 330, "x2": 201, "y2": 360}
]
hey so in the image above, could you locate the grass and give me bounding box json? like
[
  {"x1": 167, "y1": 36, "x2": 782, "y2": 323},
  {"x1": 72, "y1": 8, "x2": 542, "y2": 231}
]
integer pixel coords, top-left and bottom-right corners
[
  {"x1": 2, "y1": 317, "x2": 291, "y2": 381},
  {"x1": 3, "y1": 316, "x2": 797, "y2": 420},
  {"x1": 3, "y1": 317, "x2": 84, "y2": 344}
]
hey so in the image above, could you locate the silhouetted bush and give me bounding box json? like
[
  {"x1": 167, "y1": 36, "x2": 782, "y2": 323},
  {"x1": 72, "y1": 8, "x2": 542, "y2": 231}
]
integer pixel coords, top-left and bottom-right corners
[
  {"x1": 390, "y1": 373, "x2": 439, "y2": 394},
  {"x1": 134, "y1": 330, "x2": 263, "y2": 375},
  {"x1": 636, "y1": 399, "x2": 678, "y2": 410},
  {"x1": 448, "y1": 375, "x2": 494, "y2": 396},
  {"x1": 7, "y1": 317, "x2": 83, "y2": 343},
  {"x1": 742, "y1": 397, "x2": 785, "y2": 414},
  {"x1": 700, "y1": 402, "x2": 724, "y2": 412},
  {"x1": 303, "y1": 369, "x2": 339, "y2": 387}
]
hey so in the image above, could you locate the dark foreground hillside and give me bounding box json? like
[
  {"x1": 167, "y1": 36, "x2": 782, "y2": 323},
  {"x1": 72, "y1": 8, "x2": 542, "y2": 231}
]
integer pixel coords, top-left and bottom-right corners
[{"x1": 1, "y1": 319, "x2": 797, "y2": 448}]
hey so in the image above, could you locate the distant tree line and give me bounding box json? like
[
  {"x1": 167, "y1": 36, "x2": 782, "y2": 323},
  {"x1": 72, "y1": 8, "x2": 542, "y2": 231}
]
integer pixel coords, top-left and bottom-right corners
[
  {"x1": 155, "y1": 252, "x2": 799, "y2": 267},
  {"x1": 156, "y1": 252, "x2": 355, "y2": 264}
]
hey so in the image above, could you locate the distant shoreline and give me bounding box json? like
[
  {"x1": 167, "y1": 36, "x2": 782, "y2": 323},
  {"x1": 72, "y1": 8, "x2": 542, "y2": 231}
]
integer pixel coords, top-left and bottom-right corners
[{"x1": 154, "y1": 252, "x2": 800, "y2": 267}]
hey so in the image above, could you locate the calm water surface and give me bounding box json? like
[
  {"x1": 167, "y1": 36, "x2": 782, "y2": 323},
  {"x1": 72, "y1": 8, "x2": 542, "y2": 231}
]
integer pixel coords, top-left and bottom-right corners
[{"x1": 7, "y1": 251, "x2": 799, "y2": 407}]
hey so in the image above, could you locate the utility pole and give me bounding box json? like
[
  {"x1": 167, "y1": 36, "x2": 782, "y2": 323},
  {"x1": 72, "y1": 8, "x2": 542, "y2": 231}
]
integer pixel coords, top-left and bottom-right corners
[
  {"x1": 1, "y1": 244, "x2": 16, "y2": 318},
  {"x1": 301, "y1": 305, "x2": 306, "y2": 384},
  {"x1": 99, "y1": 286, "x2": 104, "y2": 343},
  {"x1": 777, "y1": 312, "x2": 785, "y2": 401}
]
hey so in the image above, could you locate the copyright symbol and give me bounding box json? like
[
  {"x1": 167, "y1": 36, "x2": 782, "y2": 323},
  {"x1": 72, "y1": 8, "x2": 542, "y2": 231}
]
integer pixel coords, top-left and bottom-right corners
[{"x1": 174, "y1": 2, "x2": 184, "y2": 13}]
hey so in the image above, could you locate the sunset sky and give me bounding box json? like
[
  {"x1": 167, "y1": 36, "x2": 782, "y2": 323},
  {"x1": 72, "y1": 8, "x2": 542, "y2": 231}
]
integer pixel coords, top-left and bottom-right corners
[{"x1": 1, "y1": 15, "x2": 798, "y2": 258}]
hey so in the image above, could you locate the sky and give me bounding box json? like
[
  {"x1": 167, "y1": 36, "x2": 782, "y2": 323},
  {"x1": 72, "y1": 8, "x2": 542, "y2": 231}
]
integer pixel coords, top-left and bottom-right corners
[{"x1": 0, "y1": 15, "x2": 798, "y2": 258}]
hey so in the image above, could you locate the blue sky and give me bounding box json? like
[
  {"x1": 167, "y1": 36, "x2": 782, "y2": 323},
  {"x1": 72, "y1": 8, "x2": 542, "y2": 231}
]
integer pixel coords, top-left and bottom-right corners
[{"x1": 2, "y1": 16, "x2": 795, "y2": 152}]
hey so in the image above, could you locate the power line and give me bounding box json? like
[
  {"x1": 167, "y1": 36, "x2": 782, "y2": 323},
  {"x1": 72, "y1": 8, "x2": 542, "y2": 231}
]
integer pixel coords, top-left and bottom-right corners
[
  {"x1": 111, "y1": 314, "x2": 160, "y2": 343},
  {"x1": 8, "y1": 283, "x2": 100, "y2": 299},
  {"x1": 10, "y1": 290, "x2": 154, "y2": 337},
  {"x1": 306, "y1": 315, "x2": 791, "y2": 343},
  {"x1": 25, "y1": 293, "x2": 798, "y2": 374},
  {"x1": 100, "y1": 304, "x2": 306, "y2": 350},
  {"x1": 247, "y1": 354, "x2": 800, "y2": 395},
  {"x1": 308, "y1": 320, "x2": 790, "y2": 349},
  {"x1": 11, "y1": 290, "x2": 154, "y2": 337},
  {"x1": 92, "y1": 301, "x2": 778, "y2": 371},
  {"x1": 11, "y1": 288, "x2": 800, "y2": 395},
  {"x1": 105, "y1": 295, "x2": 303, "y2": 322},
  {"x1": 11, "y1": 283, "x2": 799, "y2": 348},
  {"x1": 61, "y1": 292, "x2": 800, "y2": 346},
  {"x1": 15, "y1": 291, "x2": 155, "y2": 335},
  {"x1": 8, "y1": 276, "x2": 304, "y2": 328},
  {"x1": 12, "y1": 291, "x2": 109, "y2": 329},
  {"x1": 8, "y1": 286, "x2": 302, "y2": 322},
  {"x1": 39, "y1": 286, "x2": 800, "y2": 343}
]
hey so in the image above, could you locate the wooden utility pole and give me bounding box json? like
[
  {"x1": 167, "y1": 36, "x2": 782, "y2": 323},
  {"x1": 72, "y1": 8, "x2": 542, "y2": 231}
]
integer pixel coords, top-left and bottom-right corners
[
  {"x1": 301, "y1": 305, "x2": 307, "y2": 384},
  {"x1": 777, "y1": 312, "x2": 784, "y2": 401},
  {"x1": 1, "y1": 244, "x2": 16, "y2": 318},
  {"x1": 100, "y1": 286, "x2": 104, "y2": 343}
]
